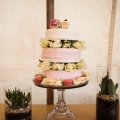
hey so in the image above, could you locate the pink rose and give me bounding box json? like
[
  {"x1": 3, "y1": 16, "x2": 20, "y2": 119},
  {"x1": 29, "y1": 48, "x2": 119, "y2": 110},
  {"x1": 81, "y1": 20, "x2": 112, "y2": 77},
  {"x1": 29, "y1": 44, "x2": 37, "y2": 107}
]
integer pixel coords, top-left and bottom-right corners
[{"x1": 50, "y1": 19, "x2": 61, "y2": 29}]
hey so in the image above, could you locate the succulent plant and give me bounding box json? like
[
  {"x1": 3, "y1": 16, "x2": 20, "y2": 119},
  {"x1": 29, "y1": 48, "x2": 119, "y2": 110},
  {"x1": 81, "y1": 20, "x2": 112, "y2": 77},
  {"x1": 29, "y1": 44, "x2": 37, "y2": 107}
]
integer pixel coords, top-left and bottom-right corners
[
  {"x1": 99, "y1": 72, "x2": 118, "y2": 95},
  {"x1": 5, "y1": 87, "x2": 31, "y2": 109}
]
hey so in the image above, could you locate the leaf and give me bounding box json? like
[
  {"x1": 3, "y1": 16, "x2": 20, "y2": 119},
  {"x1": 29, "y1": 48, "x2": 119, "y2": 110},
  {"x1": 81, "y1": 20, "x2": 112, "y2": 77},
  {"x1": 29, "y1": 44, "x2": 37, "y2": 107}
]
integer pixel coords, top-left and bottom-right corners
[
  {"x1": 5, "y1": 100, "x2": 12, "y2": 108},
  {"x1": 5, "y1": 88, "x2": 31, "y2": 109},
  {"x1": 107, "y1": 79, "x2": 116, "y2": 95},
  {"x1": 100, "y1": 75, "x2": 108, "y2": 94},
  {"x1": 115, "y1": 83, "x2": 118, "y2": 91}
]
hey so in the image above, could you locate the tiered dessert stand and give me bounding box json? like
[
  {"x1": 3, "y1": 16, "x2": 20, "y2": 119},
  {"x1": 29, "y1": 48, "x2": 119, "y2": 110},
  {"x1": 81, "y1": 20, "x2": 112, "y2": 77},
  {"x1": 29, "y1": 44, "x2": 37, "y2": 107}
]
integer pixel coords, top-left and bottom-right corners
[{"x1": 33, "y1": 80, "x2": 88, "y2": 120}]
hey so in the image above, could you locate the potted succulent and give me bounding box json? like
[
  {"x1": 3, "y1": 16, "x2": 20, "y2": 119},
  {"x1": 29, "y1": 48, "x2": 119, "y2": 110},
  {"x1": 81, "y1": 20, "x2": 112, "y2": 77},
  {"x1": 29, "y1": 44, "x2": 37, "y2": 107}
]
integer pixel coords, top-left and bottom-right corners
[
  {"x1": 96, "y1": 72, "x2": 119, "y2": 120},
  {"x1": 4, "y1": 85, "x2": 32, "y2": 120}
]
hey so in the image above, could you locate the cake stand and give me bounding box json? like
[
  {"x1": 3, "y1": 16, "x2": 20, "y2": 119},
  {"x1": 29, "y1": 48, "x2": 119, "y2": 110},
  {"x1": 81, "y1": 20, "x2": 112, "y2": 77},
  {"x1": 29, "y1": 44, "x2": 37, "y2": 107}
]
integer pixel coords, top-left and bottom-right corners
[{"x1": 33, "y1": 80, "x2": 88, "y2": 120}]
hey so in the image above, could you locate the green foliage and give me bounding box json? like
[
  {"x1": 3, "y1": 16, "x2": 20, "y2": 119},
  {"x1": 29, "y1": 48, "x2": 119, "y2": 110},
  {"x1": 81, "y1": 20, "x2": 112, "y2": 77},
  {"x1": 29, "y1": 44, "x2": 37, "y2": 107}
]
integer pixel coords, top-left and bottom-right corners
[
  {"x1": 99, "y1": 72, "x2": 118, "y2": 95},
  {"x1": 5, "y1": 87, "x2": 31, "y2": 109}
]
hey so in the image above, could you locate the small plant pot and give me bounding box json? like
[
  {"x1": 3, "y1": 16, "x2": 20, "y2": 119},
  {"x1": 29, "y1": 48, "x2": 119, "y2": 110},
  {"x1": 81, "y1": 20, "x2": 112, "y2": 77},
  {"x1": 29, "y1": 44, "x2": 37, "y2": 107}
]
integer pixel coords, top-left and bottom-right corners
[
  {"x1": 4, "y1": 84, "x2": 32, "y2": 120},
  {"x1": 96, "y1": 65, "x2": 120, "y2": 120},
  {"x1": 96, "y1": 93, "x2": 119, "y2": 120}
]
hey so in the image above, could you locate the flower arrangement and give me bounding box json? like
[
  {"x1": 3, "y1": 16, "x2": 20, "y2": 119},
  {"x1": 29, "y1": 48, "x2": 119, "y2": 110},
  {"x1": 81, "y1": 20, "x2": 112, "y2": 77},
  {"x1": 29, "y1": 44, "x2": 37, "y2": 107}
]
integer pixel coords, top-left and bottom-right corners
[
  {"x1": 34, "y1": 71, "x2": 90, "y2": 86},
  {"x1": 40, "y1": 38, "x2": 86, "y2": 50},
  {"x1": 38, "y1": 59, "x2": 87, "y2": 71},
  {"x1": 50, "y1": 19, "x2": 69, "y2": 29}
]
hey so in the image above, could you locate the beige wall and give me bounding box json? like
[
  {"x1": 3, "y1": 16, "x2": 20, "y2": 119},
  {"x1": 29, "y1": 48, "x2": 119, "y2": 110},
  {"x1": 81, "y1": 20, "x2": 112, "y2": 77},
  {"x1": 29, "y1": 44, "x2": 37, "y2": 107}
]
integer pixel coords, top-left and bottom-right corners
[{"x1": 0, "y1": 0, "x2": 120, "y2": 104}]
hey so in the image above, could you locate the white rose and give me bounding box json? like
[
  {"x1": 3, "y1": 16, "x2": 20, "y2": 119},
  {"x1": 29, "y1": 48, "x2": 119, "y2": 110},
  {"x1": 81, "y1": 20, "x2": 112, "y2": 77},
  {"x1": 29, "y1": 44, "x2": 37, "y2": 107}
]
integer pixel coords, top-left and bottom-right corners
[
  {"x1": 79, "y1": 41, "x2": 86, "y2": 50},
  {"x1": 55, "y1": 80, "x2": 63, "y2": 86},
  {"x1": 65, "y1": 63, "x2": 77, "y2": 72},
  {"x1": 51, "y1": 63, "x2": 58, "y2": 70},
  {"x1": 62, "y1": 41, "x2": 71, "y2": 48},
  {"x1": 40, "y1": 38, "x2": 50, "y2": 48},
  {"x1": 49, "y1": 41, "x2": 54, "y2": 48},
  {"x1": 73, "y1": 77, "x2": 86, "y2": 85},
  {"x1": 41, "y1": 60, "x2": 51, "y2": 70},
  {"x1": 72, "y1": 41, "x2": 86, "y2": 50},
  {"x1": 81, "y1": 72, "x2": 91, "y2": 81},
  {"x1": 49, "y1": 39, "x2": 62, "y2": 48},
  {"x1": 57, "y1": 63, "x2": 65, "y2": 70},
  {"x1": 72, "y1": 41, "x2": 80, "y2": 49},
  {"x1": 77, "y1": 60, "x2": 87, "y2": 69},
  {"x1": 38, "y1": 60, "x2": 43, "y2": 67},
  {"x1": 41, "y1": 78, "x2": 48, "y2": 85},
  {"x1": 41, "y1": 78, "x2": 56, "y2": 85},
  {"x1": 51, "y1": 63, "x2": 64, "y2": 71}
]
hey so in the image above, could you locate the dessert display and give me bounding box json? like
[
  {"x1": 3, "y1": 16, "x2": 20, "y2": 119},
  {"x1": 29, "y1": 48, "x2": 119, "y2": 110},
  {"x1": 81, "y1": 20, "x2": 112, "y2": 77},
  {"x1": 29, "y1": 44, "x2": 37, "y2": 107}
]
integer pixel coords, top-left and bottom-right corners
[
  {"x1": 33, "y1": 19, "x2": 91, "y2": 120},
  {"x1": 34, "y1": 19, "x2": 90, "y2": 87}
]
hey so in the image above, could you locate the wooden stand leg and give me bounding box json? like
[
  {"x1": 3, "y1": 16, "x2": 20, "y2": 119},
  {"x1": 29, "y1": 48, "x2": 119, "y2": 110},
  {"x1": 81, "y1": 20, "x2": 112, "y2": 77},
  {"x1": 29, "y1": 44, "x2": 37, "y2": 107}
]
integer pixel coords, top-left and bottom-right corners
[{"x1": 46, "y1": 0, "x2": 54, "y2": 105}]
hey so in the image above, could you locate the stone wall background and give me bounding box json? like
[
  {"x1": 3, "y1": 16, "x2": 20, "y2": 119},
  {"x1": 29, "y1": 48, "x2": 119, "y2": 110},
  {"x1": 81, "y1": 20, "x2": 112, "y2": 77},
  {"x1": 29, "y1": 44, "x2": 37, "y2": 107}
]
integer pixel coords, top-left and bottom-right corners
[{"x1": 0, "y1": 0, "x2": 120, "y2": 104}]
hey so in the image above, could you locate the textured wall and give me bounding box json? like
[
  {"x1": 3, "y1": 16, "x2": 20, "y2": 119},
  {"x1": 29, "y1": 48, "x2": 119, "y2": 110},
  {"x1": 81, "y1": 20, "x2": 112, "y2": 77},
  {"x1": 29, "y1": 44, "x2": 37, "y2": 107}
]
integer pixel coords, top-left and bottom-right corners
[
  {"x1": 0, "y1": 0, "x2": 47, "y2": 104},
  {"x1": 0, "y1": 0, "x2": 120, "y2": 104}
]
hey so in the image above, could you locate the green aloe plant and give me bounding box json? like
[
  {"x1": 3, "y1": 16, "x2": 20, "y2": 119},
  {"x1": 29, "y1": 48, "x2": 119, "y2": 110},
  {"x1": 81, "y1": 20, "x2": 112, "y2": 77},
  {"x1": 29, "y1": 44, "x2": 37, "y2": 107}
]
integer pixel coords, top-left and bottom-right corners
[
  {"x1": 5, "y1": 87, "x2": 31, "y2": 109},
  {"x1": 99, "y1": 72, "x2": 118, "y2": 95}
]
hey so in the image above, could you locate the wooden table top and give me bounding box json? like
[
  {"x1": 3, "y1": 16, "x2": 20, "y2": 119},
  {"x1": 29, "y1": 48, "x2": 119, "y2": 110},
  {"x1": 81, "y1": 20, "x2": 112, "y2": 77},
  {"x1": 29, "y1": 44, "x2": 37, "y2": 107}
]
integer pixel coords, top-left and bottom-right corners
[{"x1": 0, "y1": 104, "x2": 119, "y2": 120}]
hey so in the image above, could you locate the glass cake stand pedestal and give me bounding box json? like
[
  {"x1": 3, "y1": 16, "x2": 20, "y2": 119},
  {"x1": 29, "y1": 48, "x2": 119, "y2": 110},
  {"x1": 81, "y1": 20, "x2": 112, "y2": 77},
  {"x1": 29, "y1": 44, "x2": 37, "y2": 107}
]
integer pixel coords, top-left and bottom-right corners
[{"x1": 33, "y1": 80, "x2": 88, "y2": 120}]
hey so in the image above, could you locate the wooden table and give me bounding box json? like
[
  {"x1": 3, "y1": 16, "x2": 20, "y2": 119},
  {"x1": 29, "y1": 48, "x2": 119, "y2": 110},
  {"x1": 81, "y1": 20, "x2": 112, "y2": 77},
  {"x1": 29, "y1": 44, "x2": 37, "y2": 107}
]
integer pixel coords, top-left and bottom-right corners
[{"x1": 0, "y1": 104, "x2": 120, "y2": 120}]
